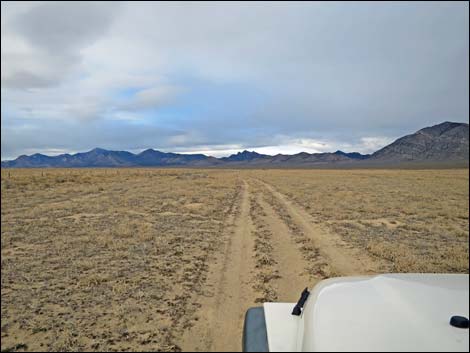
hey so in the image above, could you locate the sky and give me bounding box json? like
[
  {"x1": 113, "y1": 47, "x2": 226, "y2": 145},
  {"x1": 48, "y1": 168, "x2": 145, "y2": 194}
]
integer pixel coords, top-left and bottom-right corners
[{"x1": 1, "y1": 1, "x2": 469, "y2": 160}]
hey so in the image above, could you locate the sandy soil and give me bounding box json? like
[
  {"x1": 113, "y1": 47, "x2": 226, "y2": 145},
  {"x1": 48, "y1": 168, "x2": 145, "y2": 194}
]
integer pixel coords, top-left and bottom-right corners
[
  {"x1": 1, "y1": 168, "x2": 468, "y2": 352},
  {"x1": 182, "y1": 177, "x2": 387, "y2": 351}
]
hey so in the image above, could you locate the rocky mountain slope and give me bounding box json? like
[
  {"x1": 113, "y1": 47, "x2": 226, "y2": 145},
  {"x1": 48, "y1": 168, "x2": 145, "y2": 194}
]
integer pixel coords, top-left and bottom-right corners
[
  {"x1": 370, "y1": 122, "x2": 469, "y2": 162},
  {"x1": 2, "y1": 122, "x2": 468, "y2": 168}
]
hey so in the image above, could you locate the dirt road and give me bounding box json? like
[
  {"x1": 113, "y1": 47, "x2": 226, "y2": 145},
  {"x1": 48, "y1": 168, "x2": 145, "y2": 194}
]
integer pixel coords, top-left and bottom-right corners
[
  {"x1": 182, "y1": 178, "x2": 383, "y2": 351},
  {"x1": 2, "y1": 169, "x2": 466, "y2": 352}
]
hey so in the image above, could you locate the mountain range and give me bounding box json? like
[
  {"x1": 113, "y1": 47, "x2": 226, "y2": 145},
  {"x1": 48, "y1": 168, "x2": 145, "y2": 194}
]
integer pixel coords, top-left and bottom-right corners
[{"x1": 2, "y1": 122, "x2": 468, "y2": 168}]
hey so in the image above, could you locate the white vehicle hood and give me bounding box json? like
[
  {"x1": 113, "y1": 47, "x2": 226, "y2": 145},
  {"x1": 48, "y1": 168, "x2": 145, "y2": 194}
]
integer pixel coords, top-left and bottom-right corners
[{"x1": 264, "y1": 273, "x2": 469, "y2": 352}]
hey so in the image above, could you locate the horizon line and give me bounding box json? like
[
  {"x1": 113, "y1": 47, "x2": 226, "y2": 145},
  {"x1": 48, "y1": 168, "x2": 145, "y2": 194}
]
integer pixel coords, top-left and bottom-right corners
[{"x1": 1, "y1": 147, "x2": 371, "y2": 162}]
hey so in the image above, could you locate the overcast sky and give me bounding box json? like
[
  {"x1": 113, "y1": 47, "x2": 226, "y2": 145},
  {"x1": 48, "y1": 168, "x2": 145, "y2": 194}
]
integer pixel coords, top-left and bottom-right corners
[{"x1": 1, "y1": 1, "x2": 469, "y2": 159}]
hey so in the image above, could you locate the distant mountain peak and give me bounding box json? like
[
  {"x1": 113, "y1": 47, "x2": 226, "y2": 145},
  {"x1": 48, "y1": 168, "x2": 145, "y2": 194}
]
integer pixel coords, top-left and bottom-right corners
[
  {"x1": 418, "y1": 121, "x2": 468, "y2": 137},
  {"x1": 371, "y1": 121, "x2": 468, "y2": 162},
  {"x1": 221, "y1": 150, "x2": 269, "y2": 162},
  {"x1": 90, "y1": 147, "x2": 108, "y2": 153},
  {"x1": 334, "y1": 150, "x2": 370, "y2": 160},
  {"x1": 1, "y1": 122, "x2": 468, "y2": 168},
  {"x1": 239, "y1": 150, "x2": 258, "y2": 155},
  {"x1": 139, "y1": 148, "x2": 159, "y2": 155}
]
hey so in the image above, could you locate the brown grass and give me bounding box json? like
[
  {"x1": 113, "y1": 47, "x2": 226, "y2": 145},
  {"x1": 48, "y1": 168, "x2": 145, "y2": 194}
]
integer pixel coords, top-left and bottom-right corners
[
  {"x1": 1, "y1": 168, "x2": 468, "y2": 352},
  {"x1": 255, "y1": 169, "x2": 469, "y2": 273},
  {"x1": 1, "y1": 169, "x2": 240, "y2": 352}
]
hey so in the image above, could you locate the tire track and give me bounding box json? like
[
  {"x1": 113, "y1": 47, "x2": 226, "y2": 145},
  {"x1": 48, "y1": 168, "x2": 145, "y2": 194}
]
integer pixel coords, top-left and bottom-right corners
[
  {"x1": 253, "y1": 191, "x2": 314, "y2": 301},
  {"x1": 183, "y1": 177, "x2": 382, "y2": 352},
  {"x1": 210, "y1": 180, "x2": 256, "y2": 352},
  {"x1": 249, "y1": 190, "x2": 280, "y2": 303},
  {"x1": 182, "y1": 180, "x2": 256, "y2": 352},
  {"x1": 258, "y1": 179, "x2": 382, "y2": 276}
]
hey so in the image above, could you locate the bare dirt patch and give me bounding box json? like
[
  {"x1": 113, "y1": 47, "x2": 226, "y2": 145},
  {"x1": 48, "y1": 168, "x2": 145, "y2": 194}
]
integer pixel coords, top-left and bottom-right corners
[{"x1": 1, "y1": 168, "x2": 468, "y2": 352}]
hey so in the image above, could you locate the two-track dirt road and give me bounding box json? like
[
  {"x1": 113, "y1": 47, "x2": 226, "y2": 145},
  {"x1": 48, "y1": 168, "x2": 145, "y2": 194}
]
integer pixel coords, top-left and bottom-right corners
[
  {"x1": 182, "y1": 177, "x2": 383, "y2": 351},
  {"x1": 2, "y1": 169, "x2": 467, "y2": 352}
]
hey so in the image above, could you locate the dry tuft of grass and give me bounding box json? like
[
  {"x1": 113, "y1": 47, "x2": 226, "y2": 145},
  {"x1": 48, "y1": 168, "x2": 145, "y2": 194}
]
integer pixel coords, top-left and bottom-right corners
[
  {"x1": 1, "y1": 168, "x2": 468, "y2": 352},
  {"x1": 255, "y1": 169, "x2": 469, "y2": 273},
  {"x1": 1, "y1": 168, "x2": 240, "y2": 352}
]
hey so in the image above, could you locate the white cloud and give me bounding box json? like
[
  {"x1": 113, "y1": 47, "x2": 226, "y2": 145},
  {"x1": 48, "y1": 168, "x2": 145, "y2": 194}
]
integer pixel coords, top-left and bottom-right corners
[
  {"x1": 120, "y1": 86, "x2": 183, "y2": 112},
  {"x1": 177, "y1": 147, "x2": 243, "y2": 158},
  {"x1": 1, "y1": 1, "x2": 468, "y2": 159},
  {"x1": 174, "y1": 135, "x2": 393, "y2": 157},
  {"x1": 1, "y1": 2, "x2": 119, "y2": 89},
  {"x1": 357, "y1": 137, "x2": 395, "y2": 153}
]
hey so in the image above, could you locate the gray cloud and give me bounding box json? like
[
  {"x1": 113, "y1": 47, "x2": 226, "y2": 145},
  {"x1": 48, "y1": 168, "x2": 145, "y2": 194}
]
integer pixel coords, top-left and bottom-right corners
[
  {"x1": 119, "y1": 86, "x2": 183, "y2": 112},
  {"x1": 1, "y1": 1, "x2": 469, "y2": 159},
  {"x1": 1, "y1": 1, "x2": 118, "y2": 89},
  {"x1": 1, "y1": 116, "x2": 187, "y2": 159},
  {"x1": 13, "y1": 1, "x2": 117, "y2": 53},
  {"x1": 1, "y1": 70, "x2": 58, "y2": 89}
]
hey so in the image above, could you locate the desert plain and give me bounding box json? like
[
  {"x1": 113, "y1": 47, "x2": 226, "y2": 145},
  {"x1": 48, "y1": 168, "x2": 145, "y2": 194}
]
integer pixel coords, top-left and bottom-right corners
[{"x1": 1, "y1": 168, "x2": 468, "y2": 351}]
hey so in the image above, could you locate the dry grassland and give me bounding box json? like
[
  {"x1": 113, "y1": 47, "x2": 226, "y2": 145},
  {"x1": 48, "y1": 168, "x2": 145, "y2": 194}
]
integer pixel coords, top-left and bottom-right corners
[
  {"x1": 1, "y1": 168, "x2": 468, "y2": 352},
  {"x1": 257, "y1": 169, "x2": 469, "y2": 273}
]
